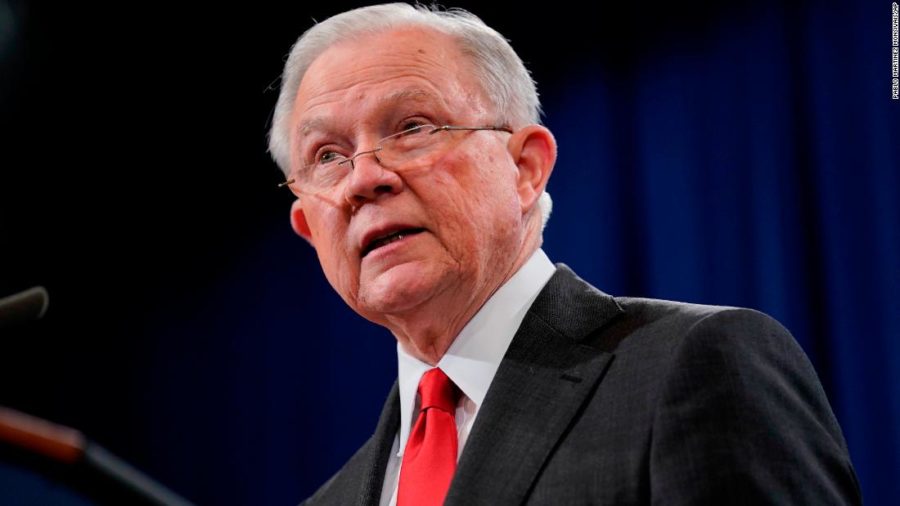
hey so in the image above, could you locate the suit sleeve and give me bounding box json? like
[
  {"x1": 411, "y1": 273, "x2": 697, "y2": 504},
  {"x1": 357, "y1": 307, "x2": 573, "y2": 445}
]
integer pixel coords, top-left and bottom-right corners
[{"x1": 649, "y1": 308, "x2": 861, "y2": 505}]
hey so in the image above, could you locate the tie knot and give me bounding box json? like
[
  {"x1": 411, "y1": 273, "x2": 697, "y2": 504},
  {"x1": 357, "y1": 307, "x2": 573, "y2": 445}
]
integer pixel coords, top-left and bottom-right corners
[{"x1": 418, "y1": 368, "x2": 459, "y2": 413}]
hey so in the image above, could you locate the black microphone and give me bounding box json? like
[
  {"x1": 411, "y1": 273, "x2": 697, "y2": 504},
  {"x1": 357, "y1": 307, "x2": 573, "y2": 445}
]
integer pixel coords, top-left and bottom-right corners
[{"x1": 0, "y1": 286, "x2": 49, "y2": 329}]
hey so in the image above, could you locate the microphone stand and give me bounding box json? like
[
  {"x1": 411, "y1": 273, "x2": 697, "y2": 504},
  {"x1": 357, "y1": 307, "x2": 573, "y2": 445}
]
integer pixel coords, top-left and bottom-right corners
[
  {"x1": 0, "y1": 286, "x2": 195, "y2": 505},
  {"x1": 0, "y1": 406, "x2": 195, "y2": 506}
]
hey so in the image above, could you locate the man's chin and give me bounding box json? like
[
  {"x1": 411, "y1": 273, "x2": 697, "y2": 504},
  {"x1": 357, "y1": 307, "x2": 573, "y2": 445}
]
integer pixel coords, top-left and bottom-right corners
[{"x1": 357, "y1": 262, "x2": 441, "y2": 315}]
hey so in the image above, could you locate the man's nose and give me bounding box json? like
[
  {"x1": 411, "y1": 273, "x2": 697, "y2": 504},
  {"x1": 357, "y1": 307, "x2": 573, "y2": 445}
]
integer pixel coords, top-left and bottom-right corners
[{"x1": 343, "y1": 149, "x2": 403, "y2": 207}]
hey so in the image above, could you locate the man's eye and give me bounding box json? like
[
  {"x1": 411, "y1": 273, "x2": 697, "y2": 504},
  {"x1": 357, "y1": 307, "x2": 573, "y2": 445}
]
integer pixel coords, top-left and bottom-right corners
[
  {"x1": 317, "y1": 150, "x2": 342, "y2": 164},
  {"x1": 397, "y1": 120, "x2": 432, "y2": 136}
]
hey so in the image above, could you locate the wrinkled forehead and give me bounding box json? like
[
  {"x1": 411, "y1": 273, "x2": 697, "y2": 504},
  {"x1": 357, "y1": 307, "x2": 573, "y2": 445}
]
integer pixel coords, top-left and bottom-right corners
[{"x1": 290, "y1": 27, "x2": 492, "y2": 131}]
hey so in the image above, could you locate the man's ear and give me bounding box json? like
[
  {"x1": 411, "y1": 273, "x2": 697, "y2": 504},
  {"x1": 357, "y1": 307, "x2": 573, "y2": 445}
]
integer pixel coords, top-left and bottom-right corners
[
  {"x1": 508, "y1": 125, "x2": 557, "y2": 213},
  {"x1": 290, "y1": 199, "x2": 314, "y2": 245}
]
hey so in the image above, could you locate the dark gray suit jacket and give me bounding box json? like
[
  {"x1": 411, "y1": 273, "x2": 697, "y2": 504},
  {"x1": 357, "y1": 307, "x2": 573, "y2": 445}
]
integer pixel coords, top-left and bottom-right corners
[{"x1": 302, "y1": 265, "x2": 861, "y2": 505}]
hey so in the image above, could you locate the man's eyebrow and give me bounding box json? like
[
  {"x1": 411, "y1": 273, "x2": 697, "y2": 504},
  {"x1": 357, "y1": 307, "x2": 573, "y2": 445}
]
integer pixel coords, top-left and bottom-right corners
[{"x1": 297, "y1": 117, "x2": 329, "y2": 137}]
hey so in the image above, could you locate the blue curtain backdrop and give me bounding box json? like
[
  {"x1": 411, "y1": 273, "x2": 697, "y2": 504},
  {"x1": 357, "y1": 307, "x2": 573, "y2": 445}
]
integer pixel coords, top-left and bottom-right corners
[
  {"x1": 538, "y1": 4, "x2": 899, "y2": 505},
  {"x1": 0, "y1": 1, "x2": 896, "y2": 505}
]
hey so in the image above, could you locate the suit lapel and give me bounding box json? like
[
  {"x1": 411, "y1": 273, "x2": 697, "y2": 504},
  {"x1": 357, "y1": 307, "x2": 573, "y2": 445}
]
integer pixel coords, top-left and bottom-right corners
[
  {"x1": 355, "y1": 381, "x2": 400, "y2": 506},
  {"x1": 446, "y1": 265, "x2": 624, "y2": 505}
]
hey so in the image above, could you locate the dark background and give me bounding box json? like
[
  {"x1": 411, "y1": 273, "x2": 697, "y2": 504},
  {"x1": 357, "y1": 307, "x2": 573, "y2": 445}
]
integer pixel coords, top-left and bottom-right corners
[{"x1": 1, "y1": 1, "x2": 897, "y2": 504}]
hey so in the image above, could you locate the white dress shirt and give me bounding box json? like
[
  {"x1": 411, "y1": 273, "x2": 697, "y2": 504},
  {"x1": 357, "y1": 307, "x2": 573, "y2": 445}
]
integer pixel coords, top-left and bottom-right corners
[{"x1": 379, "y1": 248, "x2": 556, "y2": 506}]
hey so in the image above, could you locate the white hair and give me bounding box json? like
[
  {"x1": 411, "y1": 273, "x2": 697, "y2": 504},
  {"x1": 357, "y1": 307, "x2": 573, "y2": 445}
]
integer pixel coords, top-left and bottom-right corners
[{"x1": 268, "y1": 2, "x2": 552, "y2": 229}]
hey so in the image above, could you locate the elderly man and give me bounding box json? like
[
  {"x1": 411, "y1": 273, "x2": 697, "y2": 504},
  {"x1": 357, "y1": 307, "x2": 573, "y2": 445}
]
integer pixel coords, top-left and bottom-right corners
[{"x1": 269, "y1": 3, "x2": 860, "y2": 505}]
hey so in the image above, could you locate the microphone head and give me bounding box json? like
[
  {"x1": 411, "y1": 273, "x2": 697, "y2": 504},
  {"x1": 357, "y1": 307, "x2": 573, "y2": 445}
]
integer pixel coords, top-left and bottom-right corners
[{"x1": 0, "y1": 286, "x2": 49, "y2": 329}]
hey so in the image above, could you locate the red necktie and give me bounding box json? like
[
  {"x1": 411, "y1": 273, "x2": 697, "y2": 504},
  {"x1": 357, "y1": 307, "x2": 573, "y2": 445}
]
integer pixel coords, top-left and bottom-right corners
[{"x1": 398, "y1": 368, "x2": 461, "y2": 506}]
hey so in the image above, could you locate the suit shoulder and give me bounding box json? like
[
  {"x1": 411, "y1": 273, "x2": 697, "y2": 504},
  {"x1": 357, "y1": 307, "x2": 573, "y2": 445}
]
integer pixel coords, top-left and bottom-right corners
[
  {"x1": 635, "y1": 301, "x2": 860, "y2": 503},
  {"x1": 587, "y1": 296, "x2": 809, "y2": 384},
  {"x1": 615, "y1": 296, "x2": 773, "y2": 325},
  {"x1": 612, "y1": 297, "x2": 790, "y2": 348}
]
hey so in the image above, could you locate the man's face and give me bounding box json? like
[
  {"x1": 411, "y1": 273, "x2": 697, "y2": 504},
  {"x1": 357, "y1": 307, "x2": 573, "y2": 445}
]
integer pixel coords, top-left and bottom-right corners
[{"x1": 287, "y1": 27, "x2": 531, "y2": 327}]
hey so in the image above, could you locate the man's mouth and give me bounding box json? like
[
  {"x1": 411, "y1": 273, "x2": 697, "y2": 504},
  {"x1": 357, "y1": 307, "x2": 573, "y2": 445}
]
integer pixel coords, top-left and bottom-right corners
[{"x1": 361, "y1": 228, "x2": 426, "y2": 258}]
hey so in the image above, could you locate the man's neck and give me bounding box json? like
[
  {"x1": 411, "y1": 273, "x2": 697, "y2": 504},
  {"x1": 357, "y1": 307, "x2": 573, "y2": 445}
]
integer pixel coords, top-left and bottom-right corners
[{"x1": 386, "y1": 240, "x2": 541, "y2": 365}]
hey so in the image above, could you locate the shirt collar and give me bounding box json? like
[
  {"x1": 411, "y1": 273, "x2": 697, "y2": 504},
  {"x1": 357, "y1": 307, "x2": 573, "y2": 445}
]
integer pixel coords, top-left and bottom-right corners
[{"x1": 395, "y1": 248, "x2": 556, "y2": 454}]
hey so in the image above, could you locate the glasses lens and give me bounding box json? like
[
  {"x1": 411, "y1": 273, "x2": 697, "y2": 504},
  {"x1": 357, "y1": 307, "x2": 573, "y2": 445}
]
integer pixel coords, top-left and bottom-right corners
[
  {"x1": 378, "y1": 125, "x2": 442, "y2": 167},
  {"x1": 296, "y1": 156, "x2": 350, "y2": 194}
]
